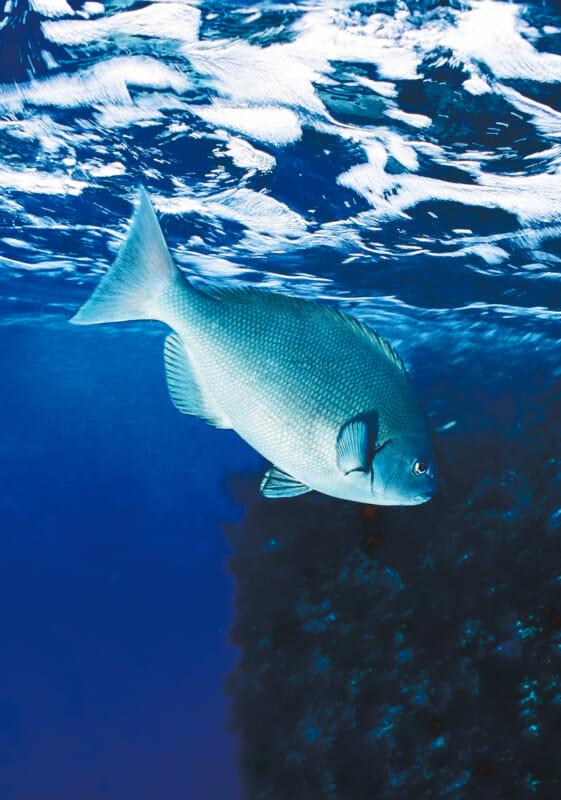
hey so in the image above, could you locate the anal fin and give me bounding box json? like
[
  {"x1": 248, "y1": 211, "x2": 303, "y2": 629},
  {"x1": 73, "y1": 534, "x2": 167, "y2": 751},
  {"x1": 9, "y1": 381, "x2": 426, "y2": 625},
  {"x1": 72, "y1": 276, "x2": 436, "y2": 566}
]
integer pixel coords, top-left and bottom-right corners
[
  {"x1": 260, "y1": 466, "x2": 311, "y2": 498},
  {"x1": 164, "y1": 333, "x2": 231, "y2": 429}
]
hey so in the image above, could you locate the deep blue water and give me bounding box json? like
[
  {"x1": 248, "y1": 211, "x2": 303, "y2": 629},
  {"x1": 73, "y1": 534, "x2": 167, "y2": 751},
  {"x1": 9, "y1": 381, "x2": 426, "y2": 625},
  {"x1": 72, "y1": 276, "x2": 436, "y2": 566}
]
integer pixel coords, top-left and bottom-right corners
[{"x1": 1, "y1": 0, "x2": 561, "y2": 798}]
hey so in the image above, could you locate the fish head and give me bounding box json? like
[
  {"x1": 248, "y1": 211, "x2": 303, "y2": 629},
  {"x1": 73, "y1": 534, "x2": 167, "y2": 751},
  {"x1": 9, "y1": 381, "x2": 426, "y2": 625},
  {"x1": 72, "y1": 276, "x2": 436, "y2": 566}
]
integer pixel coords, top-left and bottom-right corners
[{"x1": 370, "y1": 434, "x2": 437, "y2": 506}]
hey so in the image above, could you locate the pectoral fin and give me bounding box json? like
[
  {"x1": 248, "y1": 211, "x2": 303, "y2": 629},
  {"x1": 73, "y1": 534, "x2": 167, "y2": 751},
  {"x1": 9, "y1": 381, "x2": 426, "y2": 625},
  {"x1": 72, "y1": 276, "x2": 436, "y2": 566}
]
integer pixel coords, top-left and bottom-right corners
[
  {"x1": 337, "y1": 419, "x2": 369, "y2": 474},
  {"x1": 164, "y1": 333, "x2": 231, "y2": 429},
  {"x1": 260, "y1": 467, "x2": 312, "y2": 498}
]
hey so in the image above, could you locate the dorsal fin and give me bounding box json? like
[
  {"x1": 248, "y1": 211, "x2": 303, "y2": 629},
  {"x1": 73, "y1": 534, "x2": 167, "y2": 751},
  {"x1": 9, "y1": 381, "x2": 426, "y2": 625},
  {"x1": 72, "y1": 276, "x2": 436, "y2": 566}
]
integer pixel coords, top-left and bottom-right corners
[{"x1": 366, "y1": 328, "x2": 408, "y2": 375}]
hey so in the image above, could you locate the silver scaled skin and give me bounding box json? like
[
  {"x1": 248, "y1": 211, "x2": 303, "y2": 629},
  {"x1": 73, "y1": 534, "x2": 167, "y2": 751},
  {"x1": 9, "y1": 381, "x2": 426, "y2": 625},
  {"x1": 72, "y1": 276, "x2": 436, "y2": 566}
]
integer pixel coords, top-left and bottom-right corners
[{"x1": 71, "y1": 188, "x2": 437, "y2": 505}]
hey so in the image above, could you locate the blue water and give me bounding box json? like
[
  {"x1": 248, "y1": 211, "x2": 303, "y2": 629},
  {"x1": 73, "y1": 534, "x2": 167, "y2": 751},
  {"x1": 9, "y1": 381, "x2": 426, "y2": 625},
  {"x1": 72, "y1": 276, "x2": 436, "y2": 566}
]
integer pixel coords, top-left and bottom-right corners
[{"x1": 1, "y1": 0, "x2": 561, "y2": 797}]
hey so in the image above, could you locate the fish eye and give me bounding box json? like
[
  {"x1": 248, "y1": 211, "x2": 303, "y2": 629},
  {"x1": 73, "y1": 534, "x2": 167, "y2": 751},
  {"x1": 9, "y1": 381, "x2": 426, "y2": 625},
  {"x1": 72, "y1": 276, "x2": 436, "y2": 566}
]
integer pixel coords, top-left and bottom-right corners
[{"x1": 413, "y1": 458, "x2": 429, "y2": 476}]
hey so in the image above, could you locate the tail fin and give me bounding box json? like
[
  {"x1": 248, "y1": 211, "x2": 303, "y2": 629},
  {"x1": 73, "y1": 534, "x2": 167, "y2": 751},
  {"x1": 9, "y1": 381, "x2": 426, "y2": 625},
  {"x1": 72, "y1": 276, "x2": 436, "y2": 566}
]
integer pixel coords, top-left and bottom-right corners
[{"x1": 71, "y1": 186, "x2": 181, "y2": 326}]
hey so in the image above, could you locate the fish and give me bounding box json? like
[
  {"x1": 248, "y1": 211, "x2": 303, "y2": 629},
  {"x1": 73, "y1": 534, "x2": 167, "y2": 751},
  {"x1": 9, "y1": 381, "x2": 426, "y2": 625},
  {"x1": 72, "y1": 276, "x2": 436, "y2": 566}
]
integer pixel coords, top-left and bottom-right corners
[{"x1": 71, "y1": 187, "x2": 437, "y2": 505}]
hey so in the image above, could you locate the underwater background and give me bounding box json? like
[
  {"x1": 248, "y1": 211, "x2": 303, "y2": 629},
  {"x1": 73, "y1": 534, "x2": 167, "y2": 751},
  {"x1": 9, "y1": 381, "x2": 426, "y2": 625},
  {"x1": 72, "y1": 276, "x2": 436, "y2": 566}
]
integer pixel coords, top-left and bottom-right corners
[{"x1": 1, "y1": 0, "x2": 561, "y2": 797}]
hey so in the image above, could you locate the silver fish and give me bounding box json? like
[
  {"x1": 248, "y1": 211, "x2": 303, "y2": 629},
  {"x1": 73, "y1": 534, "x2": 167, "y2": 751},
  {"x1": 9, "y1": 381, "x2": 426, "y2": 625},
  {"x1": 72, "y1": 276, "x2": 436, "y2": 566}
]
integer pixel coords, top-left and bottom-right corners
[{"x1": 71, "y1": 188, "x2": 437, "y2": 505}]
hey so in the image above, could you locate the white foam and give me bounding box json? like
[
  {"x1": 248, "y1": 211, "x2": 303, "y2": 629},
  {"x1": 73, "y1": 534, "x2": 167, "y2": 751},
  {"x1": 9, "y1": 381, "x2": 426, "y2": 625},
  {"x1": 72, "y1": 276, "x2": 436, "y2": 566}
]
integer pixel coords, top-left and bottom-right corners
[
  {"x1": 355, "y1": 77, "x2": 397, "y2": 99},
  {"x1": 446, "y1": 243, "x2": 510, "y2": 266},
  {"x1": 94, "y1": 103, "x2": 163, "y2": 129},
  {"x1": 175, "y1": 249, "x2": 253, "y2": 280},
  {"x1": 0, "y1": 116, "x2": 73, "y2": 156},
  {"x1": 41, "y1": 49, "x2": 58, "y2": 70},
  {"x1": 462, "y1": 75, "x2": 491, "y2": 96},
  {"x1": 0, "y1": 255, "x2": 83, "y2": 273},
  {"x1": 498, "y1": 85, "x2": 561, "y2": 139},
  {"x1": 169, "y1": 1, "x2": 559, "y2": 188},
  {"x1": 338, "y1": 147, "x2": 561, "y2": 226},
  {"x1": 444, "y1": 1, "x2": 561, "y2": 83},
  {"x1": 30, "y1": 0, "x2": 73, "y2": 17},
  {"x1": 385, "y1": 108, "x2": 431, "y2": 129},
  {"x1": 181, "y1": 6, "x2": 437, "y2": 152},
  {"x1": 155, "y1": 186, "x2": 308, "y2": 238},
  {"x1": 1, "y1": 237, "x2": 34, "y2": 250},
  {"x1": 82, "y1": 1, "x2": 104, "y2": 16},
  {"x1": 0, "y1": 168, "x2": 86, "y2": 195},
  {"x1": 42, "y1": 2, "x2": 200, "y2": 46},
  {"x1": 222, "y1": 137, "x2": 276, "y2": 173},
  {"x1": 290, "y1": 7, "x2": 427, "y2": 82},
  {"x1": 532, "y1": 250, "x2": 561, "y2": 264},
  {"x1": 380, "y1": 131, "x2": 419, "y2": 171},
  {"x1": 185, "y1": 38, "x2": 326, "y2": 114},
  {"x1": 0, "y1": 56, "x2": 189, "y2": 113},
  {"x1": 84, "y1": 161, "x2": 125, "y2": 177},
  {"x1": 192, "y1": 104, "x2": 301, "y2": 146}
]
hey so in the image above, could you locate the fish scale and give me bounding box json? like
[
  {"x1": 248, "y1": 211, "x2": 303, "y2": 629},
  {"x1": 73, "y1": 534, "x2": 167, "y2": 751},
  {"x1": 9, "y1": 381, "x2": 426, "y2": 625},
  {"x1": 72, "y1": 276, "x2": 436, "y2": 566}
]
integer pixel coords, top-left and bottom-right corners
[
  {"x1": 167, "y1": 289, "x2": 373, "y2": 467},
  {"x1": 71, "y1": 187, "x2": 437, "y2": 505}
]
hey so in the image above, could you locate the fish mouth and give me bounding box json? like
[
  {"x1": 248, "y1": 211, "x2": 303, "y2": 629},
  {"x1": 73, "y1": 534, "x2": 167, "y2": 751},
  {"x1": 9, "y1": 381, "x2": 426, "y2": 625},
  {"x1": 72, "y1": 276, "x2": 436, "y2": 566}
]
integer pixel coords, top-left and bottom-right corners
[
  {"x1": 412, "y1": 482, "x2": 438, "y2": 504},
  {"x1": 412, "y1": 492, "x2": 434, "y2": 504},
  {"x1": 378, "y1": 475, "x2": 436, "y2": 506},
  {"x1": 395, "y1": 491, "x2": 435, "y2": 506}
]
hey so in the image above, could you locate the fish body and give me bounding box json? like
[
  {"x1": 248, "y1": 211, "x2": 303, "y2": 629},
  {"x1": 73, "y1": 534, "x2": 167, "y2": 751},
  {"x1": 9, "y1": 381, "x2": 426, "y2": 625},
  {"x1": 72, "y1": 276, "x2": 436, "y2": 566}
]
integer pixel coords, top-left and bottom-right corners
[{"x1": 72, "y1": 188, "x2": 437, "y2": 505}]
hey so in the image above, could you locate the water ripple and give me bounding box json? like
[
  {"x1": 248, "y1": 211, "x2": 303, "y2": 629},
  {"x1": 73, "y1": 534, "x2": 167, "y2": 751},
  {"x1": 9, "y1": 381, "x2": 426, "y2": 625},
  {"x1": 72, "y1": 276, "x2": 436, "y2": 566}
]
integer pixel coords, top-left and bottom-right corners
[{"x1": 0, "y1": 0, "x2": 559, "y2": 365}]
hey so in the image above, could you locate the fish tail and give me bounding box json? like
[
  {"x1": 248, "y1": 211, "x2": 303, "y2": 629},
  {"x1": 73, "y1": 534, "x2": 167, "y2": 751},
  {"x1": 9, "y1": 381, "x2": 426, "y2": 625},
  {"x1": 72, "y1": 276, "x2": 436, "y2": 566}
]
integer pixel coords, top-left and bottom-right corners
[{"x1": 70, "y1": 186, "x2": 185, "y2": 326}]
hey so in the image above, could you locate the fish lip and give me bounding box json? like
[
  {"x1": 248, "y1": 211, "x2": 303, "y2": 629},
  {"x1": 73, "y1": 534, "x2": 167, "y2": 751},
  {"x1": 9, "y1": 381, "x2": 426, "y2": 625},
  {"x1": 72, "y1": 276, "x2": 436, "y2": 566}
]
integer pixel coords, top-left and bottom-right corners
[
  {"x1": 413, "y1": 493, "x2": 433, "y2": 504},
  {"x1": 414, "y1": 485, "x2": 437, "y2": 503}
]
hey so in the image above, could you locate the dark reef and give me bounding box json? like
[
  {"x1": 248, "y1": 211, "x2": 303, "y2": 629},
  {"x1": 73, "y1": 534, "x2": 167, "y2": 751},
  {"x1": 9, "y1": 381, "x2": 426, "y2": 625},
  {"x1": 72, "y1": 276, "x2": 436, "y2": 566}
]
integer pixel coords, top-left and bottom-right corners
[{"x1": 226, "y1": 373, "x2": 561, "y2": 799}]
